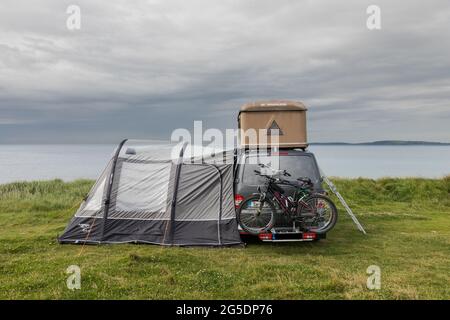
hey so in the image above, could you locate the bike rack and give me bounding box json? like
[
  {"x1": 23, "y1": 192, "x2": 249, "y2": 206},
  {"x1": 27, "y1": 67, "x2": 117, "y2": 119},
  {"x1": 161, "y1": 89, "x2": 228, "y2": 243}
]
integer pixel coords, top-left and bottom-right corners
[
  {"x1": 237, "y1": 165, "x2": 367, "y2": 242},
  {"x1": 319, "y1": 168, "x2": 367, "y2": 234}
]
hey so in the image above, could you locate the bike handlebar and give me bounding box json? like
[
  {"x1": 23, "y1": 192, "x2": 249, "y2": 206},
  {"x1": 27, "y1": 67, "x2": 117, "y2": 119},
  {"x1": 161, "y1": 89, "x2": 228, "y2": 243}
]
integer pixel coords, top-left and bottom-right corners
[
  {"x1": 257, "y1": 163, "x2": 291, "y2": 177},
  {"x1": 254, "y1": 170, "x2": 278, "y2": 182},
  {"x1": 254, "y1": 169, "x2": 312, "y2": 188}
]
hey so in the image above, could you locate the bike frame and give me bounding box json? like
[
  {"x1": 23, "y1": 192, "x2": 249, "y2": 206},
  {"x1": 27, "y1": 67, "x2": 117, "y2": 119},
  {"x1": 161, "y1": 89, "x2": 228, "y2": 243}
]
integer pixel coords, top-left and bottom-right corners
[{"x1": 261, "y1": 180, "x2": 311, "y2": 216}]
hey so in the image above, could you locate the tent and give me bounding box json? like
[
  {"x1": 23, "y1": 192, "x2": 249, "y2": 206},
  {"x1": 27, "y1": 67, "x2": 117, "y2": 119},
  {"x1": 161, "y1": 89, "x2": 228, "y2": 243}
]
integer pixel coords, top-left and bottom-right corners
[
  {"x1": 238, "y1": 100, "x2": 308, "y2": 148},
  {"x1": 58, "y1": 140, "x2": 242, "y2": 246}
]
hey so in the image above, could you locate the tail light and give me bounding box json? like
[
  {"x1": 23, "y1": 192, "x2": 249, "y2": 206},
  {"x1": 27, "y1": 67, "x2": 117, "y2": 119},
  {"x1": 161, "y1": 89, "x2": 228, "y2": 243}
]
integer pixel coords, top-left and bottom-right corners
[
  {"x1": 303, "y1": 232, "x2": 316, "y2": 240},
  {"x1": 258, "y1": 233, "x2": 273, "y2": 241},
  {"x1": 234, "y1": 194, "x2": 245, "y2": 208}
]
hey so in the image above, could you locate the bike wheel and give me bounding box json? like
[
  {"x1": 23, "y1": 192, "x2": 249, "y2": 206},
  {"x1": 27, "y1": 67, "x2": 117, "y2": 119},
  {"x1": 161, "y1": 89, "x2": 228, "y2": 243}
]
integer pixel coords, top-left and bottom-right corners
[
  {"x1": 298, "y1": 194, "x2": 338, "y2": 234},
  {"x1": 237, "y1": 195, "x2": 276, "y2": 235}
]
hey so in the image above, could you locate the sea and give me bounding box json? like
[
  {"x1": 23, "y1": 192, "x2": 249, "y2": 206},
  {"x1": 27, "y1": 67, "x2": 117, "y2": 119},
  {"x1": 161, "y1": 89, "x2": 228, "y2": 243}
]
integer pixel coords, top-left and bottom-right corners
[{"x1": 0, "y1": 144, "x2": 449, "y2": 183}]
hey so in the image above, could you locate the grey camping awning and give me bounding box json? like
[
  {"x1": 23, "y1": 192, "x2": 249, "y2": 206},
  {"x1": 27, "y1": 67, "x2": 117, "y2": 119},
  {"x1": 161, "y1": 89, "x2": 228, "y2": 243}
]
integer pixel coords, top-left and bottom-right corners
[{"x1": 58, "y1": 140, "x2": 242, "y2": 246}]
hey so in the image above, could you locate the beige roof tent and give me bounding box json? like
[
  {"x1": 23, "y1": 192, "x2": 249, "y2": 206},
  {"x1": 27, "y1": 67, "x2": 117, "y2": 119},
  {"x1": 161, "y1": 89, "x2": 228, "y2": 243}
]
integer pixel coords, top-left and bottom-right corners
[{"x1": 238, "y1": 100, "x2": 308, "y2": 148}]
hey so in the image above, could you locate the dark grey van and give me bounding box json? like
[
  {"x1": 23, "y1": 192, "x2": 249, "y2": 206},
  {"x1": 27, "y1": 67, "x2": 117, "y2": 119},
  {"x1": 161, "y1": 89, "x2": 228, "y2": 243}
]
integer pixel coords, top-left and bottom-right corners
[{"x1": 234, "y1": 148, "x2": 324, "y2": 227}]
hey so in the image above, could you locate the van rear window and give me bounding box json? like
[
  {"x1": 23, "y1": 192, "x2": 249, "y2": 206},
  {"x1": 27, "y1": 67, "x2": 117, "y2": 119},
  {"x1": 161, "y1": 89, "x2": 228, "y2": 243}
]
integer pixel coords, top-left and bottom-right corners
[{"x1": 242, "y1": 155, "x2": 319, "y2": 185}]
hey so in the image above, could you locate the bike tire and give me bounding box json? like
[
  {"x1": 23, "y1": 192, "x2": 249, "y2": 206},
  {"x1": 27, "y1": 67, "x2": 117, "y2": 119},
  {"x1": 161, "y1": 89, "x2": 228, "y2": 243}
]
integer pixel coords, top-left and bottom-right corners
[
  {"x1": 298, "y1": 194, "x2": 338, "y2": 234},
  {"x1": 237, "y1": 195, "x2": 276, "y2": 235}
]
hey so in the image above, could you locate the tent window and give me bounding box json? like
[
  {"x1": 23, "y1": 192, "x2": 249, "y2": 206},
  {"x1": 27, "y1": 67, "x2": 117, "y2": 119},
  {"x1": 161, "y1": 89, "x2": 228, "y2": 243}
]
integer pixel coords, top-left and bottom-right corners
[
  {"x1": 113, "y1": 161, "x2": 171, "y2": 215},
  {"x1": 83, "y1": 176, "x2": 106, "y2": 212}
]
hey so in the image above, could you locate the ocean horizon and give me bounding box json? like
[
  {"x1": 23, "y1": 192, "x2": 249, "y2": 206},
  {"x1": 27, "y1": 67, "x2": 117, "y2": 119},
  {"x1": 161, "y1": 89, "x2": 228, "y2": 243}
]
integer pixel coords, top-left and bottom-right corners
[{"x1": 0, "y1": 144, "x2": 449, "y2": 184}]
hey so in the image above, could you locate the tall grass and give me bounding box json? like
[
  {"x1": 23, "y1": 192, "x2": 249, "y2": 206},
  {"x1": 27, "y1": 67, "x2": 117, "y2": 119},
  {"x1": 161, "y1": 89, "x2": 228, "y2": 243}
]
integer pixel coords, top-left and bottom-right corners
[
  {"x1": 0, "y1": 179, "x2": 92, "y2": 213},
  {"x1": 330, "y1": 176, "x2": 450, "y2": 208}
]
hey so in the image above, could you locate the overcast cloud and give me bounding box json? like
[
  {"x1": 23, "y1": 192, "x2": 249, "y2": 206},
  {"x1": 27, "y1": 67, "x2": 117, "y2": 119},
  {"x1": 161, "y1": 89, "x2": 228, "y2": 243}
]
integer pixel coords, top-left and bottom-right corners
[{"x1": 0, "y1": 0, "x2": 449, "y2": 143}]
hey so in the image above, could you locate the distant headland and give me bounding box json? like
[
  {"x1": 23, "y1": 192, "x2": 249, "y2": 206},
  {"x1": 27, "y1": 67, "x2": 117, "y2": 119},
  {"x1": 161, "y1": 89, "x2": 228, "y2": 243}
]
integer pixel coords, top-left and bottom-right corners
[{"x1": 310, "y1": 140, "x2": 450, "y2": 146}]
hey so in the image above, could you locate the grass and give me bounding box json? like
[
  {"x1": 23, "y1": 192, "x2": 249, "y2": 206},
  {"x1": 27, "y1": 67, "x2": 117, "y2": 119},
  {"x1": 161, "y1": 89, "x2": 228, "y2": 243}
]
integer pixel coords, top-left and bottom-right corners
[{"x1": 0, "y1": 177, "x2": 449, "y2": 299}]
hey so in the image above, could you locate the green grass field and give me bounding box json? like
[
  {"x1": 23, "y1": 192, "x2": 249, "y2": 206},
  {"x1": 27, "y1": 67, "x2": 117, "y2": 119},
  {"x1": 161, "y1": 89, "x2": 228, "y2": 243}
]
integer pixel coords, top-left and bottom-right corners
[{"x1": 0, "y1": 177, "x2": 449, "y2": 299}]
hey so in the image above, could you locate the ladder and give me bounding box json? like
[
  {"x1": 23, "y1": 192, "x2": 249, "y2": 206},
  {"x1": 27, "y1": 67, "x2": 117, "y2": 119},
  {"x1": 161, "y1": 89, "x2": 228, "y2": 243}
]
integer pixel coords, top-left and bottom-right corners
[{"x1": 320, "y1": 169, "x2": 367, "y2": 234}]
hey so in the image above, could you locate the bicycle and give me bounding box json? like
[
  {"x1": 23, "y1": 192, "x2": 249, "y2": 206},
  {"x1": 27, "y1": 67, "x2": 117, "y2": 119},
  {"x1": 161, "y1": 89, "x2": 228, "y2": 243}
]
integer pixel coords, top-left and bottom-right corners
[{"x1": 236, "y1": 164, "x2": 338, "y2": 235}]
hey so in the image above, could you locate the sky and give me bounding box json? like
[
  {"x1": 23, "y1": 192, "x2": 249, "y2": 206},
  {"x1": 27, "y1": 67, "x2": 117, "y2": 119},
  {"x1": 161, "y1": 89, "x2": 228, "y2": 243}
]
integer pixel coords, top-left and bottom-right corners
[{"x1": 0, "y1": 0, "x2": 449, "y2": 143}]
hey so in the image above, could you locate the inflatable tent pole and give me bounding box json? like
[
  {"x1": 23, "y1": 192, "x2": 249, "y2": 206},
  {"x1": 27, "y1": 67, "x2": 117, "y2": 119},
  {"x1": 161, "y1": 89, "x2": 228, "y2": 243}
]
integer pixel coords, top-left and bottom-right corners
[
  {"x1": 100, "y1": 139, "x2": 128, "y2": 241},
  {"x1": 167, "y1": 142, "x2": 189, "y2": 245}
]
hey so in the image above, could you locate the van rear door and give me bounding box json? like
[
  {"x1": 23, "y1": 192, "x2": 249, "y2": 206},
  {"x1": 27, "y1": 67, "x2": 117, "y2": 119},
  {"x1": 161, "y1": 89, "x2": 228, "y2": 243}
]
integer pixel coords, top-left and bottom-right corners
[{"x1": 240, "y1": 152, "x2": 322, "y2": 191}]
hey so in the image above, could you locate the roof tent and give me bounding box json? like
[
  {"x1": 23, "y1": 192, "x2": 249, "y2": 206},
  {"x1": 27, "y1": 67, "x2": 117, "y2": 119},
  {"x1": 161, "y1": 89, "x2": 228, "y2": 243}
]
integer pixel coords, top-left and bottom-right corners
[
  {"x1": 58, "y1": 140, "x2": 242, "y2": 246},
  {"x1": 238, "y1": 100, "x2": 308, "y2": 148}
]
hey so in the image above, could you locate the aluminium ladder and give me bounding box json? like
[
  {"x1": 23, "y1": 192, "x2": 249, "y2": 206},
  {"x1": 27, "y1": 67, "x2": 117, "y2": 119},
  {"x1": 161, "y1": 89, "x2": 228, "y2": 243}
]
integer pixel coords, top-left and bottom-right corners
[{"x1": 320, "y1": 168, "x2": 367, "y2": 234}]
